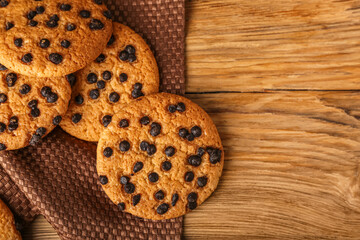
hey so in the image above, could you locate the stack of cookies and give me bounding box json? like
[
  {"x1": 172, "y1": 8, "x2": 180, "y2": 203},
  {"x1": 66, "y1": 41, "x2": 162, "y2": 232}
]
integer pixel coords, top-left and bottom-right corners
[{"x1": 0, "y1": 0, "x2": 223, "y2": 223}]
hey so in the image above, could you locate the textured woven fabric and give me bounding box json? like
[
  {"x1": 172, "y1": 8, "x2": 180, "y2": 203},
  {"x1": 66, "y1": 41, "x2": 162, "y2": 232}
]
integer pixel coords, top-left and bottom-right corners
[{"x1": 0, "y1": 0, "x2": 185, "y2": 238}]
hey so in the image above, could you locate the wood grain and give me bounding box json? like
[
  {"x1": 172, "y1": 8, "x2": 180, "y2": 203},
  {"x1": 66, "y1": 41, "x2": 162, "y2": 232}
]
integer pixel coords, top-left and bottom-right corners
[
  {"x1": 184, "y1": 92, "x2": 360, "y2": 239},
  {"x1": 23, "y1": 0, "x2": 360, "y2": 239},
  {"x1": 186, "y1": 0, "x2": 360, "y2": 92}
]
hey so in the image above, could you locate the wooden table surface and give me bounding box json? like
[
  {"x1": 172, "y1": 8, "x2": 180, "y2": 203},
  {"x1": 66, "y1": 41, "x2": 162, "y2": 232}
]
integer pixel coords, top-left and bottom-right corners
[{"x1": 24, "y1": 0, "x2": 360, "y2": 239}]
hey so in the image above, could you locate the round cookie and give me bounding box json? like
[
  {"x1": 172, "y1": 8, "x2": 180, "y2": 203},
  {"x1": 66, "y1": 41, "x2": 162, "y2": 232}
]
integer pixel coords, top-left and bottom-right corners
[
  {"x1": 97, "y1": 93, "x2": 224, "y2": 220},
  {"x1": 0, "y1": 65, "x2": 71, "y2": 151},
  {"x1": 60, "y1": 22, "x2": 159, "y2": 142},
  {"x1": 0, "y1": 199, "x2": 21, "y2": 240},
  {"x1": 0, "y1": 0, "x2": 113, "y2": 77}
]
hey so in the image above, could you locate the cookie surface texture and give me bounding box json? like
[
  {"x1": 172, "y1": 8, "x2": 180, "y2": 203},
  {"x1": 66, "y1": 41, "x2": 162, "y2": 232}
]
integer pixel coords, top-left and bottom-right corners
[
  {"x1": 60, "y1": 22, "x2": 159, "y2": 142},
  {"x1": 0, "y1": 0, "x2": 113, "y2": 77},
  {"x1": 0, "y1": 66, "x2": 71, "y2": 150},
  {"x1": 0, "y1": 199, "x2": 21, "y2": 240},
  {"x1": 97, "y1": 93, "x2": 224, "y2": 220}
]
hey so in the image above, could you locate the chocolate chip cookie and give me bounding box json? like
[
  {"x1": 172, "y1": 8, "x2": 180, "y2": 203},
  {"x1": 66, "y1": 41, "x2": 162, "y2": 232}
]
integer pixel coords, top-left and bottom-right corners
[
  {"x1": 0, "y1": 0, "x2": 113, "y2": 77},
  {"x1": 60, "y1": 22, "x2": 159, "y2": 142},
  {"x1": 0, "y1": 66, "x2": 71, "y2": 150},
  {"x1": 0, "y1": 199, "x2": 21, "y2": 240},
  {"x1": 97, "y1": 93, "x2": 224, "y2": 220}
]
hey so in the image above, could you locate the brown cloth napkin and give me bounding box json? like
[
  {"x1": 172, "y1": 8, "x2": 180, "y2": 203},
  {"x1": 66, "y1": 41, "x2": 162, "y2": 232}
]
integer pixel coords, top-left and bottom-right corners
[{"x1": 0, "y1": 0, "x2": 185, "y2": 239}]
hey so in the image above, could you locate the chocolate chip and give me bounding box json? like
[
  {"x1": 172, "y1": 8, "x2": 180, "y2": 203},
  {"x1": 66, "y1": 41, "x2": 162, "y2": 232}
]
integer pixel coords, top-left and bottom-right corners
[
  {"x1": 94, "y1": 0, "x2": 103, "y2": 4},
  {"x1": 14, "y1": 38, "x2": 23, "y2": 47},
  {"x1": 150, "y1": 122, "x2": 161, "y2": 136},
  {"x1": 148, "y1": 172, "x2": 159, "y2": 183},
  {"x1": 133, "y1": 194, "x2": 141, "y2": 206},
  {"x1": 27, "y1": 11, "x2": 37, "y2": 20},
  {"x1": 171, "y1": 193, "x2": 179, "y2": 206},
  {"x1": 72, "y1": 113, "x2": 82, "y2": 123},
  {"x1": 197, "y1": 176, "x2": 208, "y2": 187},
  {"x1": 29, "y1": 20, "x2": 38, "y2": 27},
  {"x1": 102, "y1": 115, "x2": 112, "y2": 127},
  {"x1": 140, "y1": 116, "x2": 150, "y2": 125},
  {"x1": 0, "y1": 143, "x2": 6, "y2": 151},
  {"x1": 132, "y1": 89, "x2": 144, "y2": 99},
  {"x1": 155, "y1": 190, "x2": 165, "y2": 200},
  {"x1": 147, "y1": 144, "x2": 156, "y2": 156},
  {"x1": 50, "y1": 14, "x2": 59, "y2": 21},
  {"x1": 95, "y1": 54, "x2": 106, "y2": 63},
  {"x1": 109, "y1": 92, "x2": 120, "y2": 103},
  {"x1": 75, "y1": 94, "x2": 84, "y2": 105},
  {"x1": 125, "y1": 45, "x2": 136, "y2": 54},
  {"x1": 97, "y1": 80, "x2": 105, "y2": 89},
  {"x1": 120, "y1": 176, "x2": 129, "y2": 185},
  {"x1": 157, "y1": 203, "x2": 169, "y2": 215},
  {"x1": 188, "y1": 192, "x2": 198, "y2": 203},
  {"x1": 103, "y1": 147, "x2": 113, "y2": 158},
  {"x1": 36, "y1": 127, "x2": 46, "y2": 137},
  {"x1": 168, "y1": 105, "x2": 176, "y2": 113},
  {"x1": 59, "y1": 3, "x2": 71, "y2": 11},
  {"x1": 161, "y1": 161, "x2": 172, "y2": 171},
  {"x1": 187, "y1": 134, "x2": 195, "y2": 142},
  {"x1": 46, "y1": 93, "x2": 58, "y2": 103},
  {"x1": 140, "y1": 141, "x2": 149, "y2": 151},
  {"x1": 0, "y1": 123, "x2": 5, "y2": 133},
  {"x1": 28, "y1": 100, "x2": 38, "y2": 108},
  {"x1": 99, "y1": 175, "x2": 108, "y2": 185},
  {"x1": 128, "y1": 54, "x2": 136, "y2": 63},
  {"x1": 41, "y1": 86, "x2": 51, "y2": 97},
  {"x1": 197, "y1": 147, "x2": 205, "y2": 157},
  {"x1": 119, "y1": 119, "x2": 129, "y2": 128},
  {"x1": 102, "y1": 71, "x2": 112, "y2": 80},
  {"x1": 119, "y1": 73, "x2": 128, "y2": 82},
  {"x1": 40, "y1": 39, "x2": 50, "y2": 48},
  {"x1": 179, "y1": 128, "x2": 189, "y2": 138},
  {"x1": 133, "y1": 162, "x2": 143, "y2": 173},
  {"x1": 87, "y1": 73, "x2": 97, "y2": 84},
  {"x1": 66, "y1": 23, "x2": 76, "y2": 31},
  {"x1": 119, "y1": 51, "x2": 128, "y2": 61},
  {"x1": 46, "y1": 19, "x2": 58, "y2": 28},
  {"x1": 191, "y1": 126, "x2": 202, "y2": 138},
  {"x1": 119, "y1": 140, "x2": 130, "y2": 152},
  {"x1": 22, "y1": 53, "x2": 33, "y2": 63},
  {"x1": 5, "y1": 22, "x2": 14, "y2": 30},
  {"x1": 49, "y1": 53, "x2": 63, "y2": 64},
  {"x1": 89, "y1": 89, "x2": 100, "y2": 99},
  {"x1": 8, "y1": 116, "x2": 18, "y2": 131},
  {"x1": 19, "y1": 84, "x2": 31, "y2": 95},
  {"x1": 61, "y1": 40, "x2": 71, "y2": 48},
  {"x1": 103, "y1": 10, "x2": 112, "y2": 19},
  {"x1": 107, "y1": 35, "x2": 115, "y2": 46},
  {"x1": 0, "y1": 93, "x2": 7, "y2": 103},
  {"x1": 185, "y1": 171, "x2": 195, "y2": 182},
  {"x1": 79, "y1": 10, "x2": 90, "y2": 18},
  {"x1": 207, "y1": 148, "x2": 222, "y2": 164},
  {"x1": 30, "y1": 108, "x2": 40, "y2": 118},
  {"x1": 0, "y1": 64, "x2": 7, "y2": 70},
  {"x1": 188, "y1": 202, "x2": 197, "y2": 210},
  {"x1": 188, "y1": 155, "x2": 202, "y2": 167},
  {"x1": 53, "y1": 115, "x2": 62, "y2": 125},
  {"x1": 0, "y1": 0, "x2": 9, "y2": 7},
  {"x1": 36, "y1": 6, "x2": 45, "y2": 14},
  {"x1": 124, "y1": 182, "x2": 135, "y2": 194},
  {"x1": 118, "y1": 203, "x2": 125, "y2": 211},
  {"x1": 6, "y1": 73, "x2": 17, "y2": 87},
  {"x1": 134, "y1": 83, "x2": 142, "y2": 90},
  {"x1": 29, "y1": 134, "x2": 41, "y2": 145},
  {"x1": 177, "y1": 102, "x2": 186, "y2": 112},
  {"x1": 89, "y1": 19, "x2": 104, "y2": 30},
  {"x1": 164, "y1": 146, "x2": 175, "y2": 157}
]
